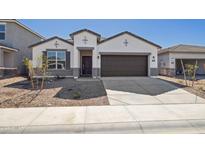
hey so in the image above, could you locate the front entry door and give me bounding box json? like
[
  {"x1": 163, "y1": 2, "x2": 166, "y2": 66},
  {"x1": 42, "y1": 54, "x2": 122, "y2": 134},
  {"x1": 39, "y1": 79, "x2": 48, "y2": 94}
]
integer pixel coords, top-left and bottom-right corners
[{"x1": 82, "y1": 56, "x2": 92, "y2": 77}]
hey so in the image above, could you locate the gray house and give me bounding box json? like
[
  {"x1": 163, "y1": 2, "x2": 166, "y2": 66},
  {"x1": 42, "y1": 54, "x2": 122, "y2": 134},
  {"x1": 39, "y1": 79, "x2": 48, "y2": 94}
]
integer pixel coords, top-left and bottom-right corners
[{"x1": 0, "y1": 19, "x2": 44, "y2": 77}]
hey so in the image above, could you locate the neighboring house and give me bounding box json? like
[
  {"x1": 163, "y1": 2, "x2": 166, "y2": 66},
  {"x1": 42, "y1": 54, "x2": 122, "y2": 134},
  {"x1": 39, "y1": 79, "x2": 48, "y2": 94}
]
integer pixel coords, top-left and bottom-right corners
[
  {"x1": 0, "y1": 19, "x2": 44, "y2": 77},
  {"x1": 158, "y1": 44, "x2": 205, "y2": 76},
  {"x1": 30, "y1": 29, "x2": 161, "y2": 78},
  {"x1": 0, "y1": 43, "x2": 18, "y2": 76}
]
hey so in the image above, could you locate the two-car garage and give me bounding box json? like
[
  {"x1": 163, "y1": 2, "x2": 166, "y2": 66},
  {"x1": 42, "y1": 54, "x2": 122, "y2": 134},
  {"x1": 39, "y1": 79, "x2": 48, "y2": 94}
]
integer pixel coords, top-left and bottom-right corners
[
  {"x1": 101, "y1": 55, "x2": 148, "y2": 77},
  {"x1": 97, "y1": 31, "x2": 161, "y2": 77}
]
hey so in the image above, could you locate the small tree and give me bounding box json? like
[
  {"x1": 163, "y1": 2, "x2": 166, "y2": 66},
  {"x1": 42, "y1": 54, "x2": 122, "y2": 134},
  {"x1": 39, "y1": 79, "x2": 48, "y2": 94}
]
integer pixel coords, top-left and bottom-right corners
[
  {"x1": 23, "y1": 58, "x2": 35, "y2": 89},
  {"x1": 180, "y1": 59, "x2": 188, "y2": 86},
  {"x1": 40, "y1": 55, "x2": 48, "y2": 90},
  {"x1": 185, "y1": 60, "x2": 199, "y2": 87},
  {"x1": 23, "y1": 55, "x2": 48, "y2": 90}
]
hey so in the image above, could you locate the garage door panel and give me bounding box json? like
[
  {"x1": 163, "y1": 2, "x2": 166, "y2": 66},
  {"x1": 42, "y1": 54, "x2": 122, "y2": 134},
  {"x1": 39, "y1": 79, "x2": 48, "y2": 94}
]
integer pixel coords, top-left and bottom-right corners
[{"x1": 101, "y1": 55, "x2": 148, "y2": 77}]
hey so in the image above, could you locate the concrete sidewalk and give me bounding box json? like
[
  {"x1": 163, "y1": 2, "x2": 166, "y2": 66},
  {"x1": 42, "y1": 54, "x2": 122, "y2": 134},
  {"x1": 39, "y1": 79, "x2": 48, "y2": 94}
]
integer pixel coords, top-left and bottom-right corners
[{"x1": 1, "y1": 104, "x2": 205, "y2": 133}]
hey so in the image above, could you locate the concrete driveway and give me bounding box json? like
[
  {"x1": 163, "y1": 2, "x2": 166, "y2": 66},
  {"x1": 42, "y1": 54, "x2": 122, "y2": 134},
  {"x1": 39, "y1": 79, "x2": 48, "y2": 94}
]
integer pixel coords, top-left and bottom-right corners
[{"x1": 102, "y1": 77, "x2": 205, "y2": 105}]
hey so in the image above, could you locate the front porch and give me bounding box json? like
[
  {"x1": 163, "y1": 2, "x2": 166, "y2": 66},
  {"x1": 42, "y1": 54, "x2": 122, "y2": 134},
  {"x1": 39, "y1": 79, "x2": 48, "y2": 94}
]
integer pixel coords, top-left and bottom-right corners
[
  {"x1": 76, "y1": 47, "x2": 100, "y2": 78},
  {"x1": 0, "y1": 44, "x2": 18, "y2": 77}
]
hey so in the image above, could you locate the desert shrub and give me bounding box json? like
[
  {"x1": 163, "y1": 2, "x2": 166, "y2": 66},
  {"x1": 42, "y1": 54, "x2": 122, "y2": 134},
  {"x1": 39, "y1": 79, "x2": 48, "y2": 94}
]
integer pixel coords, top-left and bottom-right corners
[
  {"x1": 73, "y1": 91, "x2": 81, "y2": 99},
  {"x1": 185, "y1": 63, "x2": 199, "y2": 86}
]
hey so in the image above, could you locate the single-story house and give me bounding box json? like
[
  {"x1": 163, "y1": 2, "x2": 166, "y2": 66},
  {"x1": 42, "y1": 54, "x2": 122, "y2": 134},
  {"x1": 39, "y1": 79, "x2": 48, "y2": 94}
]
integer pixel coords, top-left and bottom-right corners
[
  {"x1": 30, "y1": 29, "x2": 161, "y2": 78},
  {"x1": 158, "y1": 44, "x2": 205, "y2": 76}
]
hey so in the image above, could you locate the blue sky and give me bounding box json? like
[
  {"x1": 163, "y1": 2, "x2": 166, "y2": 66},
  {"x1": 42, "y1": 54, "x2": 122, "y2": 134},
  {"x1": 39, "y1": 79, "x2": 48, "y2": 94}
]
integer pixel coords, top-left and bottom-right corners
[{"x1": 19, "y1": 19, "x2": 205, "y2": 48}]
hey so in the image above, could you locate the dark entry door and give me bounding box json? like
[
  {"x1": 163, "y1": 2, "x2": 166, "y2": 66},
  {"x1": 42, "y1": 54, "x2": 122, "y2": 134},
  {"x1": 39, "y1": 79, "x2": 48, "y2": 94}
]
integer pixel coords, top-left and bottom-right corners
[
  {"x1": 101, "y1": 55, "x2": 148, "y2": 77},
  {"x1": 82, "y1": 56, "x2": 92, "y2": 76}
]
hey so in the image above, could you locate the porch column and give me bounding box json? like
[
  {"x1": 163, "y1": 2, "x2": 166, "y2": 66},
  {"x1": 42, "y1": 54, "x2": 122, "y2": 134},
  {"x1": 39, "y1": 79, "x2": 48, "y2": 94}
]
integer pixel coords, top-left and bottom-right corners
[
  {"x1": 92, "y1": 49, "x2": 100, "y2": 78},
  {"x1": 0, "y1": 48, "x2": 4, "y2": 67},
  {"x1": 73, "y1": 47, "x2": 80, "y2": 78}
]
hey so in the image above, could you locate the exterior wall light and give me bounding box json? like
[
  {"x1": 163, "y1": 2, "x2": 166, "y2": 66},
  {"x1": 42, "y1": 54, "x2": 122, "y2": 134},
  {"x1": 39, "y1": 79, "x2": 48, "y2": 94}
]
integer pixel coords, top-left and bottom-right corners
[{"x1": 152, "y1": 56, "x2": 155, "y2": 62}]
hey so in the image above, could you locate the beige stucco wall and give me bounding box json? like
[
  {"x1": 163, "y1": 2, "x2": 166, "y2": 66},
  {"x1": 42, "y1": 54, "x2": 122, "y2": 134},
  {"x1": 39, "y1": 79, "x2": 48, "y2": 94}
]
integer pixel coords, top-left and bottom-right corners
[
  {"x1": 73, "y1": 31, "x2": 98, "y2": 68},
  {"x1": 32, "y1": 38, "x2": 74, "y2": 68},
  {"x1": 158, "y1": 53, "x2": 170, "y2": 68}
]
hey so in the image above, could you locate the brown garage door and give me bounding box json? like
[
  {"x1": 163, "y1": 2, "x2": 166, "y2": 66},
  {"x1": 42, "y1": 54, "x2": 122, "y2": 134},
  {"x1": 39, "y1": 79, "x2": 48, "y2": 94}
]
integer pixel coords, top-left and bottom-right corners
[{"x1": 101, "y1": 55, "x2": 148, "y2": 77}]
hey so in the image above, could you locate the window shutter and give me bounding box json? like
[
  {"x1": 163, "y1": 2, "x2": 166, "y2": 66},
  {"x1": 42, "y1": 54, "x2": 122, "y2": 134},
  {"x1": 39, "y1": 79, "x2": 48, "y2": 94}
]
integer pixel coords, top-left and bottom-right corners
[{"x1": 66, "y1": 52, "x2": 70, "y2": 70}]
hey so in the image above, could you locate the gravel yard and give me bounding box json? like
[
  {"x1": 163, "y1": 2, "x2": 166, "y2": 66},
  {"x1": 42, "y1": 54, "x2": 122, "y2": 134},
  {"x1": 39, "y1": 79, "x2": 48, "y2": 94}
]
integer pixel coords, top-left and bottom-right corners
[
  {"x1": 0, "y1": 77, "x2": 109, "y2": 108},
  {"x1": 159, "y1": 75, "x2": 205, "y2": 99}
]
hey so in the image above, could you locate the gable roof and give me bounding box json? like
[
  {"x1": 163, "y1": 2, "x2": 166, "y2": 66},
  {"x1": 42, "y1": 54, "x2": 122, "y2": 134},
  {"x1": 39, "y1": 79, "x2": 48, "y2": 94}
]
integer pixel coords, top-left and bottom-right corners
[
  {"x1": 99, "y1": 31, "x2": 161, "y2": 48},
  {"x1": 0, "y1": 19, "x2": 45, "y2": 40},
  {"x1": 29, "y1": 36, "x2": 73, "y2": 48},
  {"x1": 159, "y1": 44, "x2": 205, "y2": 54},
  {"x1": 70, "y1": 29, "x2": 101, "y2": 39}
]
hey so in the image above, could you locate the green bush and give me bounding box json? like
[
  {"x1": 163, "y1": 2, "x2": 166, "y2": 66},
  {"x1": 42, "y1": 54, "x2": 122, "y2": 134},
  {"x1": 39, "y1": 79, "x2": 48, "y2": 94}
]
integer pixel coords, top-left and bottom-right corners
[{"x1": 73, "y1": 91, "x2": 81, "y2": 99}]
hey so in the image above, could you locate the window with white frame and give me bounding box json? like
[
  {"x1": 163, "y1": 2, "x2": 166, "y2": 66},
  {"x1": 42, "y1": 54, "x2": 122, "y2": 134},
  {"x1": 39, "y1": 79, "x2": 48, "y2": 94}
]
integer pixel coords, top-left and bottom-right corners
[
  {"x1": 0, "y1": 24, "x2": 5, "y2": 40},
  {"x1": 47, "y1": 51, "x2": 66, "y2": 70}
]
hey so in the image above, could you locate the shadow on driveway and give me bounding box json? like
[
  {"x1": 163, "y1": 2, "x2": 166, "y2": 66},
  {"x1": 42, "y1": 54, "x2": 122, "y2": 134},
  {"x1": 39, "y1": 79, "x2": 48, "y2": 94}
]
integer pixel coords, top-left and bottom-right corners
[{"x1": 102, "y1": 77, "x2": 182, "y2": 96}]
